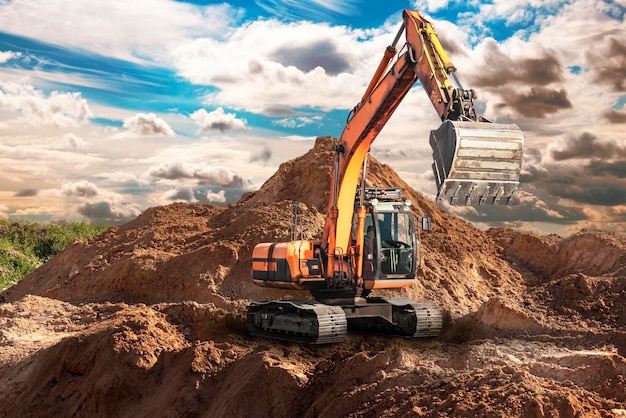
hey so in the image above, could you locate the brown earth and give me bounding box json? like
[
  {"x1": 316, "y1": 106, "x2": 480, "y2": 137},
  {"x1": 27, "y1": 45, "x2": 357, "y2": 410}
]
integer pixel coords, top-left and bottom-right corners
[{"x1": 1, "y1": 136, "x2": 625, "y2": 417}]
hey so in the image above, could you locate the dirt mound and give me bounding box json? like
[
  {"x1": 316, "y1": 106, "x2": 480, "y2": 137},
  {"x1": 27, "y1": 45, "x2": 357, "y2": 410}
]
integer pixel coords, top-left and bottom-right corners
[
  {"x1": 1, "y1": 136, "x2": 625, "y2": 417},
  {"x1": 2, "y1": 137, "x2": 523, "y2": 318},
  {"x1": 489, "y1": 228, "x2": 626, "y2": 279}
]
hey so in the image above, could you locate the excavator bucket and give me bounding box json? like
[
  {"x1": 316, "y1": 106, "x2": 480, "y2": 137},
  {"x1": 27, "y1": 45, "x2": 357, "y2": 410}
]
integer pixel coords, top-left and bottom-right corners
[{"x1": 430, "y1": 120, "x2": 524, "y2": 206}]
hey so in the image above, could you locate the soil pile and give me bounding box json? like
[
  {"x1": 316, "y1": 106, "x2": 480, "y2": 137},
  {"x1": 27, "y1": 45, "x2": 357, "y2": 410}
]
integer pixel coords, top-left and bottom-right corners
[{"x1": 1, "y1": 136, "x2": 625, "y2": 417}]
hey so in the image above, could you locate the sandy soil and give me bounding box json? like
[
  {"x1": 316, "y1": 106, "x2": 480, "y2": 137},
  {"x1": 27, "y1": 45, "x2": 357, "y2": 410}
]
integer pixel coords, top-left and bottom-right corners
[{"x1": 1, "y1": 137, "x2": 625, "y2": 417}]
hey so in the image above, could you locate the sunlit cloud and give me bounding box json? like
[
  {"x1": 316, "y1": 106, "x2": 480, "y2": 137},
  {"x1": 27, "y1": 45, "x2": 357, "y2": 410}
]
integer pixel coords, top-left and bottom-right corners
[
  {"x1": 191, "y1": 108, "x2": 247, "y2": 132},
  {"x1": 123, "y1": 112, "x2": 175, "y2": 136}
]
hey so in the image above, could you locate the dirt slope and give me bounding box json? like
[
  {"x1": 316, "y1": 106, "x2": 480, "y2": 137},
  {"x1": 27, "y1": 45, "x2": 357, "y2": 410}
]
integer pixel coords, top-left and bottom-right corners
[{"x1": 1, "y1": 136, "x2": 625, "y2": 417}]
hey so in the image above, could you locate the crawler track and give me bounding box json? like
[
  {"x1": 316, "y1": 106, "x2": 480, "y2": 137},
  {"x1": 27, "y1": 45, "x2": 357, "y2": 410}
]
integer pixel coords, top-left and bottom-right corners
[
  {"x1": 385, "y1": 297, "x2": 443, "y2": 337},
  {"x1": 247, "y1": 297, "x2": 442, "y2": 344},
  {"x1": 247, "y1": 300, "x2": 347, "y2": 344}
]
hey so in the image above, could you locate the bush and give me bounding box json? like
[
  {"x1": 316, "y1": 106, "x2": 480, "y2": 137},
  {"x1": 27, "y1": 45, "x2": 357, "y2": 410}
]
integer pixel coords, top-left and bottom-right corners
[{"x1": 0, "y1": 220, "x2": 109, "y2": 290}]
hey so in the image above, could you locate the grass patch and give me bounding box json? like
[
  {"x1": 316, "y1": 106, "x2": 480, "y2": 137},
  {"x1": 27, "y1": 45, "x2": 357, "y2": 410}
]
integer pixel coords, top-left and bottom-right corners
[{"x1": 0, "y1": 220, "x2": 109, "y2": 290}]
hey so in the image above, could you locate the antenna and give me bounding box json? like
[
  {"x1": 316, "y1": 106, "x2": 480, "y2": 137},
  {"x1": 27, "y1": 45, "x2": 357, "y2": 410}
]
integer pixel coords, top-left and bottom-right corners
[{"x1": 290, "y1": 200, "x2": 303, "y2": 241}]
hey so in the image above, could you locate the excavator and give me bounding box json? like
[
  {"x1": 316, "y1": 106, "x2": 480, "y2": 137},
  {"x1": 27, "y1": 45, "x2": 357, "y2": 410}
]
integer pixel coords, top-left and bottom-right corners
[{"x1": 247, "y1": 9, "x2": 524, "y2": 343}]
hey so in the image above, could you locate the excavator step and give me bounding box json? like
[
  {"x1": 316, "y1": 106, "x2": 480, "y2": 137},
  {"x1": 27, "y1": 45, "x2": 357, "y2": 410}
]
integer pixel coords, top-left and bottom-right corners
[
  {"x1": 247, "y1": 300, "x2": 347, "y2": 344},
  {"x1": 430, "y1": 120, "x2": 524, "y2": 206}
]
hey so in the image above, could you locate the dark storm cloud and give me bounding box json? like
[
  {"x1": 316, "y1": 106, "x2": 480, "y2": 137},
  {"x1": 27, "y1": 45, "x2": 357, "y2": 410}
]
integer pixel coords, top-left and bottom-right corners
[
  {"x1": 588, "y1": 37, "x2": 626, "y2": 91},
  {"x1": 523, "y1": 159, "x2": 626, "y2": 206},
  {"x1": 437, "y1": 34, "x2": 465, "y2": 57},
  {"x1": 520, "y1": 162, "x2": 549, "y2": 183},
  {"x1": 522, "y1": 56, "x2": 564, "y2": 86},
  {"x1": 524, "y1": 147, "x2": 542, "y2": 163},
  {"x1": 14, "y1": 188, "x2": 38, "y2": 197},
  {"x1": 162, "y1": 186, "x2": 196, "y2": 202},
  {"x1": 149, "y1": 162, "x2": 189, "y2": 179},
  {"x1": 469, "y1": 41, "x2": 564, "y2": 88},
  {"x1": 511, "y1": 132, "x2": 626, "y2": 214},
  {"x1": 263, "y1": 106, "x2": 300, "y2": 117},
  {"x1": 550, "y1": 132, "x2": 626, "y2": 160},
  {"x1": 602, "y1": 108, "x2": 626, "y2": 124},
  {"x1": 77, "y1": 201, "x2": 117, "y2": 219},
  {"x1": 499, "y1": 87, "x2": 572, "y2": 118},
  {"x1": 587, "y1": 160, "x2": 626, "y2": 178},
  {"x1": 272, "y1": 40, "x2": 351, "y2": 75},
  {"x1": 542, "y1": 173, "x2": 626, "y2": 206},
  {"x1": 148, "y1": 162, "x2": 245, "y2": 188},
  {"x1": 77, "y1": 201, "x2": 137, "y2": 223}
]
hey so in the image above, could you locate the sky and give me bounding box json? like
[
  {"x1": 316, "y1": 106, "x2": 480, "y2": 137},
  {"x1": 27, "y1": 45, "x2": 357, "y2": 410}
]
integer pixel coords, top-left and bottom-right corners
[{"x1": 0, "y1": 0, "x2": 624, "y2": 236}]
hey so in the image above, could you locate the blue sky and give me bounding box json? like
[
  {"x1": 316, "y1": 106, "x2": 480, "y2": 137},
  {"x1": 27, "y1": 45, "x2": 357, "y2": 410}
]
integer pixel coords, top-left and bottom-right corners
[{"x1": 0, "y1": 0, "x2": 625, "y2": 235}]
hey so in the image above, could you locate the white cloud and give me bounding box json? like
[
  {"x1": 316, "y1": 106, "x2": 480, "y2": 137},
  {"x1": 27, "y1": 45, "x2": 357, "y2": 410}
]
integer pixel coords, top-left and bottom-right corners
[
  {"x1": 206, "y1": 189, "x2": 226, "y2": 203},
  {"x1": 123, "y1": 112, "x2": 176, "y2": 136},
  {"x1": 0, "y1": 78, "x2": 93, "y2": 127},
  {"x1": 63, "y1": 132, "x2": 85, "y2": 149},
  {"x1": 412, "y1": 0, "x2": 451, "y2": 12},
  {"x1": 0, "y1": 0, "x2": 240, "y2": 63},
  {"x1": 0, "y1": 50, "x2": 21, "y2": 63},
  {"x1": 171, "y1": 18, "x2": 389, "y2": 114},
  {"x1": 272, "y1": 115, "x2": 322, "y2": 128},
  {"x1": 61, "y1": 180, "x2": 100, "y2": 198},
  {"x1": 190, "y1": 108, "x2": 247, "y2": 132},
  {"x1": 12, "y1": 206, "x2": 53, "y2": 216},
  {"x1": 0, "y1": 141, "x2": 104, "y2": 192}
]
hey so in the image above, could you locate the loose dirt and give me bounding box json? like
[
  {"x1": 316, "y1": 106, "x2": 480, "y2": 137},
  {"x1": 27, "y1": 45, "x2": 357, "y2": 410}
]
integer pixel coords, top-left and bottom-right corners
[{"x1": 1, "y1": 137, "x2": 625, "y2": 417}]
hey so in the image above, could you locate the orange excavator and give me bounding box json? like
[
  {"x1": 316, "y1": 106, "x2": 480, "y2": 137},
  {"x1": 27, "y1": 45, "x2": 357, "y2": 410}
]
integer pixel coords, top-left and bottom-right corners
[{"x1": 247, "y1": 9, "x2": 524, "y2": 343}]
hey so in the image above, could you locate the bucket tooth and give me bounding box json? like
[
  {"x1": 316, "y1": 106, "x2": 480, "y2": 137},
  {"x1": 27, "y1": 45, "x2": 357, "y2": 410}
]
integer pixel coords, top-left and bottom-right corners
[
  {"x1": 450, "y1": 184, "x2": 462, "y2": 205},
  {"x1": 478, "y1": 186, "x2": 491, "y2": 206},
  {"x1": 430, "y1": 120, "x2": 524, "y2": 206},
  {"x1": 506, "y1": 187, "x2": 518, "y2": 205},
  {"x1": 465, "y1": 184, "x2": 476, "y2": 205},
  {"x1": 493, "y1": 186, "x2": 504, "y2": 205}
]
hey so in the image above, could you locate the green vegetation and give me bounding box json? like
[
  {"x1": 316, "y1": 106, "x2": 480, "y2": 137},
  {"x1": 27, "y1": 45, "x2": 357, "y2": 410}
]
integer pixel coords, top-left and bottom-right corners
[{"x1": 0, "y1": 220, "x2": 109, "y2": 290}]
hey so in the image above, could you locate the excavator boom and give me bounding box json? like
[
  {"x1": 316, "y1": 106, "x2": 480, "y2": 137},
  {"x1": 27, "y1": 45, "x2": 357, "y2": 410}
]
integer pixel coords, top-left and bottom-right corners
[{"x1": 325, "y1": 9, "x2": 523, "y2": 260}]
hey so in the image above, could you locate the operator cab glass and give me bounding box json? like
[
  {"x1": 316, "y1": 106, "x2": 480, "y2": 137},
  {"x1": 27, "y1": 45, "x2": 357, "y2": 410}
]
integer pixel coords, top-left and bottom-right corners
[{"x1": 360, "y1": 204, "x2": 416, "y2": 280}]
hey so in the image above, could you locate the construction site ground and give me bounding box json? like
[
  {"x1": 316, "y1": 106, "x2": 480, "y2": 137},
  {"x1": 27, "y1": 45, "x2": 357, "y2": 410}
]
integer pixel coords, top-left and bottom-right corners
[{"x1": 1, "y1": 137, "x2": 625, "y2": 417}]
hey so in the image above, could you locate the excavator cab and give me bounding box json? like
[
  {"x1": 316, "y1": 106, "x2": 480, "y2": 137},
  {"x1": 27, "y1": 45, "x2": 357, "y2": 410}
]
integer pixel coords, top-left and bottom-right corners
[
  {"x1": 430, "y1": 120, "x2": 524, "y2": 206},
  {"x1": 362, "y1": 207, "x2": 415, "y2": 278},
  {"x1": 357, "y1": 188, "x2": 419, "y2": 288}
]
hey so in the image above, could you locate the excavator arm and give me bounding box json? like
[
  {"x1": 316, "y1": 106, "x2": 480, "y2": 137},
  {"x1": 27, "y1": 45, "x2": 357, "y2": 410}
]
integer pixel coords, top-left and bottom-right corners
[{"x1": 323, "y1": 9, "x2": 523, "y2": 273}]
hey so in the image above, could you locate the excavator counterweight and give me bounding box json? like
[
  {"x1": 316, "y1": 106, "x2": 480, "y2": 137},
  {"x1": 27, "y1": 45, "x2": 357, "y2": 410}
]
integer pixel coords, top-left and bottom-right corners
[{"x1": 430, "y1": 120, "x2": 524, "y2": 205}]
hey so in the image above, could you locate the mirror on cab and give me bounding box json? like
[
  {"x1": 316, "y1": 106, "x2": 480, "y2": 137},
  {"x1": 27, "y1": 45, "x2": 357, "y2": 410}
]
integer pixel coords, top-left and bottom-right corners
[{"x1": 421, "y1": 217, "x2": 432, "y2": 231}]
